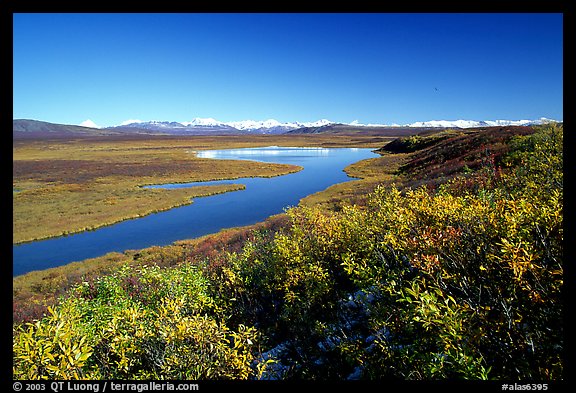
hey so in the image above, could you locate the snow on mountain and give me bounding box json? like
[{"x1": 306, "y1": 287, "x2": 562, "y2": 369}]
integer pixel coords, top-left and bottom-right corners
[
  {"x1": 407, "y1": 120, "x2": 487, "y2": 128},
  {"x1": 115, "y1": 118, "x2": 337, "y2": 133},
  {"x1": 482, "y1": 118, "x2": 557, "y2": 127},
  {"x1": 404, "y1": 117, "x2": 558, "y2": 128},
  {"x1": 296, "y1": 119, "x2": 334, "y2": 128},
  {"x1": 181, "y1": 118, "x2": 226, "y2": 127},
  {"x1": 344, "y1": 117, "x2": 558, "y2": 128},
  {"x1": 79, "y1": 119, "x2": 100, "y2": 128},
  {"x1": 113, "y1": 117, "x2": 558, "y2": 133},
  {"x1": 118, "y1": 120, "x2": 189, "y2": 130},
  {"x1": 225, "y1": 119, "x2": 335, "y2": 132},
  {"x1": 120, "y1": 119, "x2": 144, "y2": 126},
  {"x1": 226, "y1": 119, "x2": 283, "y2": 130}
]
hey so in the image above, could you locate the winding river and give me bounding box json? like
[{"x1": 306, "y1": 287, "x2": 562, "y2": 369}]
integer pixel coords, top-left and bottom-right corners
[{"x1": 13, "y1": 146, "x2": 376, "y2": 276}]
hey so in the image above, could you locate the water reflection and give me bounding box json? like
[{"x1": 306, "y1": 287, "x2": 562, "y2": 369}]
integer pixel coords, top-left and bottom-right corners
[{"x1": 196, "y1": 146, "x2": 331, "y2": 159}]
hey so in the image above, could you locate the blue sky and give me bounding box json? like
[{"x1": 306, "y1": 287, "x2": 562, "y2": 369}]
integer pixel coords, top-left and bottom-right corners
[{"x1": 13, "y1": 13, "x2": 563, "y2": 127}]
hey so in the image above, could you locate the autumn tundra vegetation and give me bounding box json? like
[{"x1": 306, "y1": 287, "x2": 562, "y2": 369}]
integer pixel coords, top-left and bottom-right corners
[
  {"x1": 12, "y1": 134, "x2": 396, "y2": 244},
  {"x1": 13, "y1": 124, "x2": 563, "y2": 380}
]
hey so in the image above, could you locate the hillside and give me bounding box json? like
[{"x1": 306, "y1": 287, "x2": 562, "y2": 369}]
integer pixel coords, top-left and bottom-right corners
[
  {"x1": 12, "y1": 119, "x2": 123, "y2": 138},
  {"x1": 13, "y1": 124, "x2": 563, "y2": 381},
  {"x1": 286, "y1": 123, "x2": 429, "y2": 136},
  {"x1": 377, "y1": 125, "x2": 537, "y2": 189},
  {"x1": 12, "y1": 119, "x2": 189, "y2": 138}
]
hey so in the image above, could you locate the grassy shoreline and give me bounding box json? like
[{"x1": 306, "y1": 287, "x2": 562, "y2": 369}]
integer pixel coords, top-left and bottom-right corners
[
  {"x1": 14, "y1": 134, "x2": 395, "y2": 244},
  {"x1": 13, "y1": 137, "x2": 313, "y2": 244},
  {"x1": 13, "y1": 164, "x2": 304, "y2": 245},
  {"x1": 13, "y1": 183, "x2": 247, "y2": 245}
]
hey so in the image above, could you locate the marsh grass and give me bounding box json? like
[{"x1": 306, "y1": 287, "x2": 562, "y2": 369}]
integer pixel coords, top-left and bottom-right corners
[
  {"x1": 13, "y1": 137, "x2": 311, "y2": 244},
  {"x1": 13, "y1": 183, "x2": 247, "y2": 244},
  {"x1": 13, "y1": 135, "x2": 391, "y2": 244}
]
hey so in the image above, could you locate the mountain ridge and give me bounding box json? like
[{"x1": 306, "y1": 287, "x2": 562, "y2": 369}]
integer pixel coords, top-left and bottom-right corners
[
  {"x1": 13, "y1": 117, "x2": 560, "y2": 138},
  {"x1": 112, "y1": 118, "x2": 335, "y2": 134},
  {"x1": 112, "y1": 117, "x2": 557, "y2": 132}
]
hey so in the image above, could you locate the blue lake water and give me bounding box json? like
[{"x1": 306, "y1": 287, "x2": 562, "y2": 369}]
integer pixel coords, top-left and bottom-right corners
[{"x1": 13, "y1": 146, "x2": 376, "y2": 276}]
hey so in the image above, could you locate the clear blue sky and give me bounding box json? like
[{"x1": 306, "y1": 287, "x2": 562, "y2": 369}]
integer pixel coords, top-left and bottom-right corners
[{"x1": 13, "y1": 13, "x2": 563, "y2": 127}]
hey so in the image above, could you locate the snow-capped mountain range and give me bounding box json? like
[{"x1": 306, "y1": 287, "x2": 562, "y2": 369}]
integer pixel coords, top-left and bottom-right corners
[
  {"x1": 96, "y1": 117, "x2": 558, "y2": 134},
  {"x1": 111, "y1": 118, "x2": 334, "y2": 134},
  {"x1": 403, "y1": 118, "x2": 558, "y2": 128}
]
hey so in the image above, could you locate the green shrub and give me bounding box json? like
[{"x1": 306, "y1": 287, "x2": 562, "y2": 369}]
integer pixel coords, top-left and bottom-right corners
[
  {"x1": 13, "y1": 305, "x2": 93, "y2": 379},
  {"x1": 13, "y1": 264, "x2": 264, "y2": 380}
]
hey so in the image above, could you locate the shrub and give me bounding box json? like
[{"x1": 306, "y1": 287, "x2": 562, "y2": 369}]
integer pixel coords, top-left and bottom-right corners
[{"x1": 13, "y1": 264, "x2": 265, "y2": 380}]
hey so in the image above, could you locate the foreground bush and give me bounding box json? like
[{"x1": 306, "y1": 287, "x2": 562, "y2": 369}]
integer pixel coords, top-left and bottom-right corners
[{"x1": 14, "y1": 264, "x2": 263, "y2": 379}]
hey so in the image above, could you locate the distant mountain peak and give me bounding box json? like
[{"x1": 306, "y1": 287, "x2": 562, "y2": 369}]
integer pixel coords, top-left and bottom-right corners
[
  {"x1": 79, "y1": 119, "x2": 100, "y2": 128},
  {"x1": 181, "y1": 118, "x2": 224, "y2": 127}
]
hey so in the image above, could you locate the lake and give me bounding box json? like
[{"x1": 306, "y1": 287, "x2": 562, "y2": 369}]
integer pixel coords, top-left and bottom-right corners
[{"x1": 13, "y1": 146, "x2": 376, "y2": 276}]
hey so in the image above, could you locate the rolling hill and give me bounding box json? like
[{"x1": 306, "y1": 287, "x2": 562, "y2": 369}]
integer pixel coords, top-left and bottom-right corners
[{"x1": 13, "y1": 119, "x2": 123, "y2": 138}]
